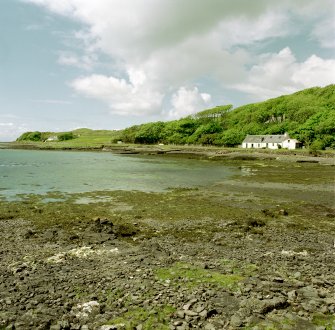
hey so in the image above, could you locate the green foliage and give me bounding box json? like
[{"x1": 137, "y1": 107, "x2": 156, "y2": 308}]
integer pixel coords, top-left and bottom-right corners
[
  {"x1": 221, "y1": 128, "x2": 245, "y2": 147},
  {"x1": 17, "y1": 131, "x2": 43, "y2": 142},
  {"x1": 58, "y1": 132, "x2": 75, "y2": 141},
  {"x1": 195, "y1": 104, "x2": 233, "y2": 120},
  {"x1": 134, "y1": 122, "x2": 165, "y2": 144},
  {"x1": 16, "y1": 85, "x2": 335, "y2": 149}
]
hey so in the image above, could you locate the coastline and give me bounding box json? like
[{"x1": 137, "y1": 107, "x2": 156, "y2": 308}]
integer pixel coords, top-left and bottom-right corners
[{"x1": 1, "y1": 141, "x2": 334, "y2": 165}]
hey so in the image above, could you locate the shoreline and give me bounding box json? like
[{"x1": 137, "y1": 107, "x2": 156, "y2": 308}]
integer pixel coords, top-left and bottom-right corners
[{"x1": 1, "y1": 141, "x2": 334, "y2": 165}]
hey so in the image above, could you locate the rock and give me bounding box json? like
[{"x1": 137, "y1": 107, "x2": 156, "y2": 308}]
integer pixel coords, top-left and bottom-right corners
[
  {"x1": 278, "y1": 209, "x2": 288, "y2": 216},
  {"x1": 23, "y1": 229, "x2": 36, "y2": 239},
  {"x1": 182, "y1": 298, "x2": 197, "y2": 311},
  {"x1": 272, "y1": 277, "x2": 284, "y2": 283},
  {"x1": 72, "y1": 301, "x2": 100, "y2": 320},
  {"x1": 293, "y1": 272, "x2": 301, "y2": 278},
  {"x1": 230, "y1": 314, "x2": 244, "y2": 327},
  {"x1": 5, "y1": 325, "x2": 15, "y2": 330},
  {"x1": 184, "y1": 310, "x2": 198, "y2": 317},
  {"x1": 324, "y1": 298, "x2": 335, "y2": 305},
  {"x1": 204, "y1": 323, "x2": 216, "y2": 330},
  {"x1": 298, "y1": 286, "x2": 319, "y2": 300},
  {"x1": 287, "y1": 290, "x2": 297, "y2": 300},
  {"x1": 195, "y1": 305, "x2": 205, "y2": 313},
  {"x1": 176, "y1": 310, "x2": 185, "y2": 319},
  {"x1": 259, "y1": 297, "x2": 289, "y2": 314},
  {"x1": 176, "y1": 323, "x2": 188, "y2": 330},
  {"x1": 199, "y1": 310, "x2": 208, "y2": 318}
]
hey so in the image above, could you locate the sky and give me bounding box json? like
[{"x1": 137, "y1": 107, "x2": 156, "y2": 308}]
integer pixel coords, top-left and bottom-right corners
[{"x1": 0, "y1": 0, "x2": 334, "y2": 141}]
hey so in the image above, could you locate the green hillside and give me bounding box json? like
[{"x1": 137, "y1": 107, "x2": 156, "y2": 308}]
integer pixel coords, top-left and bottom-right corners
[
  {"x1": 113, "y1": 85, "x2": 335, "y2": 149},
  {"x1": 17, "y1": 85, "x2": 335, "y2": 149}
]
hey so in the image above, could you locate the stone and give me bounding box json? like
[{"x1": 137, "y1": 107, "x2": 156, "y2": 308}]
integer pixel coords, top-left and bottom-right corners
[
  {"x1": 199, "y1": 310, "x2": 208, "y2": 318},
  {"x1": 259, "y1": 297, "x2": 288, "y2": 314},
  {"x1": 293, "y1": 272, "x2": 301, "y2": 279},
  {"x1": 287, "y1": 290, "x2": 297, "y2": 300},
  {"x1": 272, "y1": 277, "x2": 284, "y2": 283},
  {"x1": 182, "y1": 298, "x2": 197, "y2": 311},
  {"x1": 325, "y1": 298, "x2": 335, "y2": 305},
  {"x1": 195, "y1": 305, "x2": 205, "y2": 313},
  {"x1": 184, "y1": 310, "x2": 198, "y2": 317},
  {"x1": 298, "y1": 286, "x2": 319, "y2": 300},
  {"x1": 173, "y1": 320, "x2": 183, "y2": 326},
  {"x1": 204, "y1": 323, "x2": 216, "y2": 330},
  {"x1": 230, "y1": 314, "x2": 244, "y2": 327},
  {"x1": 176, "y1": 310, "x2": 185, "y2": 319},
  {"x1": 278, "y1": 209, "x2": 288, "y2": 216}
]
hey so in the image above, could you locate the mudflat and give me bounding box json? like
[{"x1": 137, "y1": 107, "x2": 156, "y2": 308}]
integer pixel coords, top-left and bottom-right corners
[{"x1": 0, "y1": 156, "x2": 334, "y2": 329}]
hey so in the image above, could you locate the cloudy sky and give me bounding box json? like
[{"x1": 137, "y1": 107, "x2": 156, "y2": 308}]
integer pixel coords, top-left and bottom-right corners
[{"x1": 0, "y1": 0, "x2": 334, "y2": 141}]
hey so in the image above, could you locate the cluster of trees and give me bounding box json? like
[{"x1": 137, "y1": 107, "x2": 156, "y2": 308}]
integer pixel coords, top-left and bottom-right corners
[
  {"x1": 114, "y1": 85, "x2": 335, "y2": 149},
  {"x1": 17, "y1": 131, "x2": 75, "y2": 142}
]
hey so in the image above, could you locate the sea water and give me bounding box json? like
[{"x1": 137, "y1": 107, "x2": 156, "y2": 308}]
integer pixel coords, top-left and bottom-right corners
[{"x1": 0, "y1": 149, "x2": 238, "y2": 200}]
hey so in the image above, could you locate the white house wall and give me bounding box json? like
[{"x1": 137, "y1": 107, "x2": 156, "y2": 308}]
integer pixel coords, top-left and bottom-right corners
[
  {"x1": 282, "y1": 139, "x2": 297, "y2": 149},
  {"x1": 242, "y1": 142, "x2": 281, "y2": 149}
]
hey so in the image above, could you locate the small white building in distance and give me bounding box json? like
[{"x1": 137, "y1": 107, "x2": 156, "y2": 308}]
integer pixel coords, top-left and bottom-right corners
[
  {"x1": 242, "y1": 133, "x2": 301, "y2": 150},
  {"x1": 46, "y1": 136, "x2": 58, "y2": 142}
]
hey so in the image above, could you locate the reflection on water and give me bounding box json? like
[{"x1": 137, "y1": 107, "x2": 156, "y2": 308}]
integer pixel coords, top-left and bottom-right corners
[{"x1": 0, "y1": 149, "x2": 240, "y2": 200}]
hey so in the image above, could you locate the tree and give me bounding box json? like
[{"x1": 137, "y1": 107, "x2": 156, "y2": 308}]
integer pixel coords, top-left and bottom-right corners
[
  {"x1": 58, "y1": 132, "x2": 75, "y2": 141},
  {"x1": 221, "y1": 129, "x2": 245, "y2": 147}
]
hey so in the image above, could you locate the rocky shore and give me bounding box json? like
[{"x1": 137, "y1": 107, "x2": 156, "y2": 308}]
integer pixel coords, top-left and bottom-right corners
[{"x1": 0, "y1": 156, "x2": 334, "y2": 329}]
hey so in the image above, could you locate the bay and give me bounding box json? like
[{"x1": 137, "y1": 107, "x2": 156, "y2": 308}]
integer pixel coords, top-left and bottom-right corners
[{"x1": 0, "y1": 149, "x2": 239, "y2": 199}]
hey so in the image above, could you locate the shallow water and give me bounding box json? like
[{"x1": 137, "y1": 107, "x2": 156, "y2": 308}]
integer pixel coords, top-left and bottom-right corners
[{"x1": 0, "y1": 149, "x2": 239, "y2": 200}]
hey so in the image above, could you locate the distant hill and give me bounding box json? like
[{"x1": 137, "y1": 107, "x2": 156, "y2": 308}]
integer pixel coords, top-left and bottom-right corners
[{"x1": 17, "y1": 85, "x2": 335, "y2": 149}]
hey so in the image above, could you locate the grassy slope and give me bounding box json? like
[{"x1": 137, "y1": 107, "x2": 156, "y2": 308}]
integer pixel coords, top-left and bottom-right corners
[{"x1": 15, "y1": 85, "x2": 335, "y2": 149}]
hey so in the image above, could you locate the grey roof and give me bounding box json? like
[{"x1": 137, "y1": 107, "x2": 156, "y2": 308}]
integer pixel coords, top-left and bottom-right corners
[{"x1": 243, "y1": 134, "x2": 289, "y2": 144}]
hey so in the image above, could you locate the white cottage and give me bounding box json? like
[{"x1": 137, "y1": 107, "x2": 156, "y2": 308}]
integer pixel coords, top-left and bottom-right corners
[
  {"x1": 242, "y1": 133, "x2": 301, "y2": 150},
  {"x1": 46, "y1": 136, "x2": 58, "y2": 142}
]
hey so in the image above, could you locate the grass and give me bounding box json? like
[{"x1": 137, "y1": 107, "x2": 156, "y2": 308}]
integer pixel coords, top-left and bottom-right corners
[
  {"x1": 312, "y1": 313, "x2": 335, "y2": 329},
  {"x1": 106, "y1": 305, "x2": 176, "y2": 330},
  {"x1": 242, "y1": 312, "x2": 335, "y2": 330},
  {"x1": 155, "y1": 262, "x2": 243, "y2": 290},
  {"x1": 220, "y1": 259, "x2": 259, "y2": 276}
]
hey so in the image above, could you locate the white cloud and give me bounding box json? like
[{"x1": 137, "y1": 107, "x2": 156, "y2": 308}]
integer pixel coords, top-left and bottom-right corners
[
  {"x1": 0, "y1": 122, "x2": 28, "y2": 142},
  {"x1": 311, "y1": 18, "x2": 335, "y2": 49},
  {"x1": 169, "y1": 87, "x2": 212, "y2": 119},
  {"x1": 233, "y1": 47, "x2": 335, "y2": 100},
  {"x1": 292, "y1": 55, "x2": 335, "y2": 87},
  {"x1": 58, "y1": 52, "x2": 96, "y2": 70},
  {"x1": 70, "y1": 73, "x2": 163, "y2": 116},
  {"x1": 23, "y1": 0, "x2": 334, "y2": 116}
]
